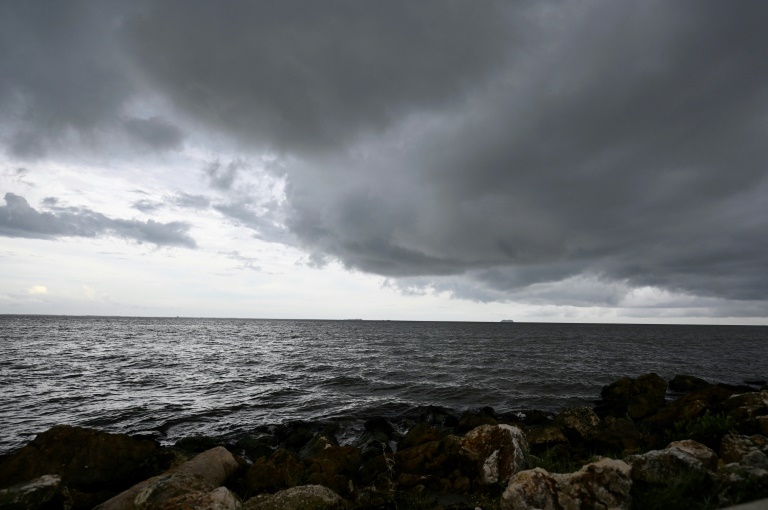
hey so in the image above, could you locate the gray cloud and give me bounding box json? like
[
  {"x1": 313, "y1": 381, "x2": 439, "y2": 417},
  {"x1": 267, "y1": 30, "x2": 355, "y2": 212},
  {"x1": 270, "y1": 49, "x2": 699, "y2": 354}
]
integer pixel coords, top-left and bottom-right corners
[
  {"x1": 132, "y1": 199, "x2": 164, "y2": 213},
  {"x1": 0, "y1": 193, "x2": 196, "y2": 248},
  {"x1": 122, "y1": 116, "x2": 184, "y2": 151},
  {"x1": 172, "y1": 193, "x2": 210, "y2": 210},
  {"x1": 204, "y1": 160, "x2": 245, "y2": 191},
  {"x1": 2, "y1": 1, "x2": 767, "y2": 313},
  {"x1": 122, "y1": 0, "x2": 517, "y2": 154}
]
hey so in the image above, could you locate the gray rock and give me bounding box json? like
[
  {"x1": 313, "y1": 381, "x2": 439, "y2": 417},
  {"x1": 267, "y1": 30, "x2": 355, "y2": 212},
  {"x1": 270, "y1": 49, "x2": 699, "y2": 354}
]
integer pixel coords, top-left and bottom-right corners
[
  {"x1": 625, "y1": 444, "x2": 712, "y2": 486},
  {"x1": 0, "y1": 474, "x2": 72, "y2": 510},
  {"x1": 501, "y1": 458, "x2": 632, "y2": 510},
  {"x1": 244, "y1": 485, "x2": 343, "y2": 510},
  {"x1": 153, "y1": 486, "x2": 242, "y2": 510},
  {"x1": 95, "y1": 446, "x2": 240, "y2": 510},
  {"x1": 461, "y1": 424, "x2": 529, "y2": 486}
]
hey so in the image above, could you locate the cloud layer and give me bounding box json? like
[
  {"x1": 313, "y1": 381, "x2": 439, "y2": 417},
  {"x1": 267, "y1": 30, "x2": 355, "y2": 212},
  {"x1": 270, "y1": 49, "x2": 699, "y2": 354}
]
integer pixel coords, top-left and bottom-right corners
[
  {"x1": 0, "y1": 193, "x2": 196, "y2": 248},
  {"x1": 2, "y1": 1, "x2": 767, "y2": 314}
]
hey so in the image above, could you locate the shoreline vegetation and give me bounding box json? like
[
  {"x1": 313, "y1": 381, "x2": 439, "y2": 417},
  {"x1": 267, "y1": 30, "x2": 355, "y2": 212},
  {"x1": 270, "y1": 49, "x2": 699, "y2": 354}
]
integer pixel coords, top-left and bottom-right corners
[{"x1": 1, "y1": 374, "x2": 767, "y2": 509}]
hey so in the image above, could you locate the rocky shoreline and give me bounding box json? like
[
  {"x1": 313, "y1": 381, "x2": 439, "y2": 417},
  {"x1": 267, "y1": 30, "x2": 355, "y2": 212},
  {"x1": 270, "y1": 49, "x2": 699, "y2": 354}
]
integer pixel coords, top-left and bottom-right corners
[{"x1": 1, "y1": 374, "x2": 767, "y2": 509}]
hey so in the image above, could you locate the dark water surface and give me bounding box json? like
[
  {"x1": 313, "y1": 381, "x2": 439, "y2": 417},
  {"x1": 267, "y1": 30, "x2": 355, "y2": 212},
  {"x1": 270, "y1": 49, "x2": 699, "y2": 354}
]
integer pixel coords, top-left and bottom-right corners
[{"x1": 1, "y1": 316, "x2": 766, "y2": 454}]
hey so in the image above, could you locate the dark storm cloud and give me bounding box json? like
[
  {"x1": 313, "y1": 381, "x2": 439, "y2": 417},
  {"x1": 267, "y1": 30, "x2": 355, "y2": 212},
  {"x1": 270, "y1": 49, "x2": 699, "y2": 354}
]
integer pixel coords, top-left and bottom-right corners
[
  {"x1": 0, "y1": 193, "x2": 196, "y2": 248},
  {"x1": 122, "y1": 0, "x2": 517, "y2": 153},
  {"x1": 0, "y1": 2, "x2": 182, "y2": 157},
  {"x1": 3, "y1": 1, "x2": 768, "y2": 311}
]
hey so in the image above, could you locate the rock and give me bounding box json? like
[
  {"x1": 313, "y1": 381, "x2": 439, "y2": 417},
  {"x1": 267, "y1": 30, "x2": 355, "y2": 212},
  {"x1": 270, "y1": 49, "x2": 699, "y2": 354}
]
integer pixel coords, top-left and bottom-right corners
[
  {"x1": 725, "y1": 390, "x2": 768, "y2": 411},
  {"x1": 173, "y1": 436, "x2": 225, "y2": 456},
  {"x1": 669, "y1": 375, "x2": 711, "y2": 393},
  {"x1": 554, "y1": 406, "x2": 601, "y2": 443},
  {"x1": 458, "y1": 408, "x2": 498, "y2": 433},
  {"x1": 588, "y1": 416, "x2": 642, "y2": 454},
  {"x1": 231, "y1": 434, "x2": 276, "y2": 462},
  {"x1": 625, "y1": 441, "x2": 714, "y2": 486},
  {"x1": 246, "y1": 448, "x2": 305, "y2": 494},
  {"x1": 0, "y1": 474, "x2": 73, "y2": 510},
  {"x1": 95, "y1": 446, "x2": 240, "y2": 510},
  {"x1": 244, "y1": 484, "x2": 343, "y2": 510},
  {"x1": 519, "y1": 410, "x2": 555, "y2": 427},
  {"x1": 715, "y1": 463, "x2": 768, "y2": 507},
  {"x1": 501, "y1": 458, "x2": 632, "y2": 510},
  {"x1": 757, "y1": 417, "x2": 768, "y2": 436},
  {"x1": 0, "y1": 425, "x2": 158, "y2": 492},
  {"x1": 720, "y1": 434, "x2": 768, "y2": 465},
  {"x1": 460, "y1": 424, "x2": 529, "y2": 486},
  {"x1": 667, "y1": 440, "x2": 719, "y2": 471},
  {"x1": 154, "y1": 486, "x2": 242, "y2": 510},
  {"x1": 305, "y1": 445, "x2": 363, "y2": 495},
  {"x1": 275, "y1": 422, "x2": 318, "y2": 453},
  {"x1": 526, "y1": 426, "x2": 568, "y2": 448},
  {"x1": 596, "y1": 373, "x2": 668, "y2": 420},
  {"x1": 299, "y1": 434, "x2": 338, "y2": 459},
  {"x1": 400, "y1": 422, "x2": 442, "y2": 450}
]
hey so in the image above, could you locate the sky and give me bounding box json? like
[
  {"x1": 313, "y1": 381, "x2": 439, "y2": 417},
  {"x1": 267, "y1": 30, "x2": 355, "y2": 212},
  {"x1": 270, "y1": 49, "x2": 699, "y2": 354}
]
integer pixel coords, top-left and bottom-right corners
[{"x1": 1, "y1": 1, "x2": 767, "y2": 324}]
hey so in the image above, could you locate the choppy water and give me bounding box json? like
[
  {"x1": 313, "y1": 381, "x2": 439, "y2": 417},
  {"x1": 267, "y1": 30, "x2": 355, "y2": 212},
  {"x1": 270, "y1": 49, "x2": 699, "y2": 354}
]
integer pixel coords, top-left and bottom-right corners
[{"x1": 1, "y1": 316, "x2": 766, "y2": 454}]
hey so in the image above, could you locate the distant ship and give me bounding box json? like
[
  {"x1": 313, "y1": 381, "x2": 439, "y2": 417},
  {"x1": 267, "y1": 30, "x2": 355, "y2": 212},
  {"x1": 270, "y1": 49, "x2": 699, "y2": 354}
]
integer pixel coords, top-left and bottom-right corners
[{"x1": 500, "y1": 319, "x2": 515, "y2": 323}]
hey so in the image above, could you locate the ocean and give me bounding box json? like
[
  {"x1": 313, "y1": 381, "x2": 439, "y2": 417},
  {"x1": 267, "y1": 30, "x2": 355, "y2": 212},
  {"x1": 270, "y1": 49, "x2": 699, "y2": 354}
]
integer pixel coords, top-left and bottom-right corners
[{"x1": 1, "y1": 316, "x2": 766, "y2": 455}]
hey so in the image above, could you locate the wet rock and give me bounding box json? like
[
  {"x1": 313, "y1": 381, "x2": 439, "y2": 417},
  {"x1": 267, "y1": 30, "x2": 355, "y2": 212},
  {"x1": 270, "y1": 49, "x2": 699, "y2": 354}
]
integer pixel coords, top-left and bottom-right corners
[
  {"x1": 232, "y1": 434, "x2": 276, "y2": 462},
  {"x1": 95, "y1": 446, "x2": 240, "y2": 510},
  {"x1": 173, "y1": 436, "x2": 225, "y2": 456},
  {"x1": 275, "y1": 422, "x2": 318, "y2": 453},
  {"x1": 0, "y1": 425, "x2": 157, "y2": 505},
  {"x1": 0, "y1": 474, "x2": 73, "y2": 510},
  {"x1": 501, "y1": 458, "x2": 632, "y2": 510},
  {"x1": 460, "y1": 424, "x2": 529, "y2": 486},
  {"x1": 720, "y1": 434, "x2": 768, "y2": 465},
  {"x1": 625, "y1": 441, "x2": 714, "y2": 486},
  {"x1": 244, "y1": 484, "x2": 343, "y2": 510},
  {"x1": 596, "y1": 373, "x2": 668, "y2": 420},
  {"x1": 399, "y1": 422, "x2": 442, "y2": 450},
  {"x1": 554, "y1": 406, "x2": 601, "y2": 443},
  {"x1": 641, "y1": 384, "x2": 742, "y2": 437},
  {"x1": 519, "y1": 410, "x2": 555, "y2": 427},
  {"x1": 246, "y1": 449, "x2": 305, "y2": 493},
  {"x1": 669, "y1": 374, "x2": 711, "y2": 393},
  {"x1": 458, "y1": 407, "x2": 498, "y2": 433},
  {"x1": 299, "y1": 434, "x2": 338, "y2": 459}
]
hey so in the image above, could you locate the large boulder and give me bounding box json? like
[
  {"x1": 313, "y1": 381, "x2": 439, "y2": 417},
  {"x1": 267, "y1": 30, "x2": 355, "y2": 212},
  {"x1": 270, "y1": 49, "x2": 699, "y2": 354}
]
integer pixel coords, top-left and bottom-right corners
[
  {"x1": 501, "y1": 458, "x2": 632, "y2": 510},
  {"x1": 399, "y1": 422, "x2": 442, "y2": 450},
  {"x1": 460, "y1": 424, "x2": 529, "y2": 486},
  {"x1": 150, "y1": 486, "x2": 241, "y2": 510},
  {"x1": 0, "y1": 425, "x2": 158, "y2": 492},
  {"x1": 625, "y1": 440, "x2": 716, "y2": 486},
  {"x1": 596, "y1": 373, "x2": 668, "y2": 420},
  {"x1": 94, "y1": 446, "x2": 240, "y2": 510},
  {"x1": 244, "y1": 485, "x2": 343, "y2": 510},
  {"x1": 0, "y1": 474, "x2": 73, "y2": 510}
]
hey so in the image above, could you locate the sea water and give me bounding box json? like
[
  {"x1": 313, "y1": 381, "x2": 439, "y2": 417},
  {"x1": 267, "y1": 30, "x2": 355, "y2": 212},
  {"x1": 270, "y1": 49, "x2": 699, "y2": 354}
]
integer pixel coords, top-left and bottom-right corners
[{"x1": 1, "y1": 316, "x2": 766, "y2": 454}]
